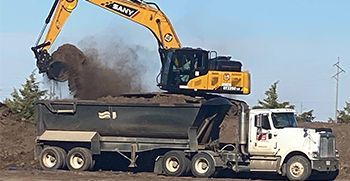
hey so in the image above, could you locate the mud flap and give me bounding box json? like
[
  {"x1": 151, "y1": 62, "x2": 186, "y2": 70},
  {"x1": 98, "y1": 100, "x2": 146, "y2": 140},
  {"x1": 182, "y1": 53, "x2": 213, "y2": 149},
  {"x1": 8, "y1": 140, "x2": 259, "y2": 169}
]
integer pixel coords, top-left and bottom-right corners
[
  {"x1": 34, "y1": 142, "x2": 43, "y2": 160},
  {"x1": 154, "y1": 156, "x2": 164, "y2": 174},
  {"x1": 281, "y1": 163, "x2": 286, "y2": 176}
]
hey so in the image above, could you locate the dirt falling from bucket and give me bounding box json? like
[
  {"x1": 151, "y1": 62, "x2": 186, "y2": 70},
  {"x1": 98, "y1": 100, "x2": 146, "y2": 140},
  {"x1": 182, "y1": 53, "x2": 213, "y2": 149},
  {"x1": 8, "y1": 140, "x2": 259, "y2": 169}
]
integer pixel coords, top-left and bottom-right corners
[{"x1": 51, "y1": 44, "x2": 143, "y2": 99}]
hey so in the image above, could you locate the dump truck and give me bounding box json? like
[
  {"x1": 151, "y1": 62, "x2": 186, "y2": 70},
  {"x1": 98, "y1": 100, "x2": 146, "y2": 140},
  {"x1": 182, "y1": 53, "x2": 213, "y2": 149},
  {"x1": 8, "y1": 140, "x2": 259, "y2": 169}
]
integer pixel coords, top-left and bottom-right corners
[{"x1": 34, "y1": 95, "x2": 339, "y2": 180}]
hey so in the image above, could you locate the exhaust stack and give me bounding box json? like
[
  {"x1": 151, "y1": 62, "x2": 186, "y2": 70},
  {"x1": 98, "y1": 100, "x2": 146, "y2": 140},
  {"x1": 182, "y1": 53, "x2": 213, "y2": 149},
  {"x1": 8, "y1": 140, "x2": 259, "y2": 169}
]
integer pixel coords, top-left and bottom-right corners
[{"x1": 239, "y1": 103, "x2": 249, "y2": 155}]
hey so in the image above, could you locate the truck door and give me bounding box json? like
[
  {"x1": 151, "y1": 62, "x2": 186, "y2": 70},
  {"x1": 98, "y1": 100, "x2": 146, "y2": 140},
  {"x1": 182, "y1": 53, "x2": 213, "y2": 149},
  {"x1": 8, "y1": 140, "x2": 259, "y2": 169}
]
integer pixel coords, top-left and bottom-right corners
[{"x1": 249, "y1": 114, "x2": 278, "y2": 155}]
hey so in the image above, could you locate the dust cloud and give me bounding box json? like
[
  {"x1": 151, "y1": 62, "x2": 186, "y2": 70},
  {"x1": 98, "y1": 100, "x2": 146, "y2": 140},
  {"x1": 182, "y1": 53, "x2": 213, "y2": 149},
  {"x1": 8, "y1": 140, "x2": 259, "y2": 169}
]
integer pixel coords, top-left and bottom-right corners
[{"x1": 51, "y1": 39, "x2": 156, "y2": 99}]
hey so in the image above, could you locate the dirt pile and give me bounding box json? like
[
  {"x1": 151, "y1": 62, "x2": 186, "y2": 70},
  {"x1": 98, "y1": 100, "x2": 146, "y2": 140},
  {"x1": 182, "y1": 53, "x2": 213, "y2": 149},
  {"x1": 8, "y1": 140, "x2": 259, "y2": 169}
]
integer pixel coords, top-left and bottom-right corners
[
  {"x1": 97, "y1": 93, "x2": 201, "y2": 104},
  {"x1": 51, "y1": 44, "x2": 143, "y2": 99},
  {"x1": 0, "y1": 104, "x2": 37, "y2": 170},
  {"x1": 219, "y1": 107, "x2": 241, "y2": 144}
]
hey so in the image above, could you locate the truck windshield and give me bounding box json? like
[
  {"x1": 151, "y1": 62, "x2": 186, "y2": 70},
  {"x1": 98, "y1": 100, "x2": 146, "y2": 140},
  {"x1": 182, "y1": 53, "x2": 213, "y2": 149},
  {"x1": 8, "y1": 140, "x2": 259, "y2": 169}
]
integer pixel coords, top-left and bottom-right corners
[{"x1": 272, "y1": 113, "x2": 297, "y2": 129}]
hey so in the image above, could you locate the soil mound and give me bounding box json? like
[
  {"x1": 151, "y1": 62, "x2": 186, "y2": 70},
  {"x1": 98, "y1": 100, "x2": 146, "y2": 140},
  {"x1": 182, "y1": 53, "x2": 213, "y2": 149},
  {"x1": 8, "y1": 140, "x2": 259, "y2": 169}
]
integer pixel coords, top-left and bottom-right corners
[
  {"x1": 0, "y1": 104, "x2": 37, "y2": 170},
  {"x1": 97, "y1": 93, "x2": 201, "y2": 104}
]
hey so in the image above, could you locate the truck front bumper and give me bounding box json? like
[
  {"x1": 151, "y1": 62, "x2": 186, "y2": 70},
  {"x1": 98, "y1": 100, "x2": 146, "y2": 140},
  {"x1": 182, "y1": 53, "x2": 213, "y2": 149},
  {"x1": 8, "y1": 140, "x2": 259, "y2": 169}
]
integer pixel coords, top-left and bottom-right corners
[{"x1": 311, "y1": 158, "x2": 338, "y2": 172}]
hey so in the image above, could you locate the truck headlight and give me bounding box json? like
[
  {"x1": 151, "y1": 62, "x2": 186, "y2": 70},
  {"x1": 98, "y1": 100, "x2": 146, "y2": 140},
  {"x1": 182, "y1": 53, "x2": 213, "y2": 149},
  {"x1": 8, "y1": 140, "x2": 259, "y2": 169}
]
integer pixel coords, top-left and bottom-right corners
[{"x1": 312, "y1": 151, "x2": 319, "y2": 158}]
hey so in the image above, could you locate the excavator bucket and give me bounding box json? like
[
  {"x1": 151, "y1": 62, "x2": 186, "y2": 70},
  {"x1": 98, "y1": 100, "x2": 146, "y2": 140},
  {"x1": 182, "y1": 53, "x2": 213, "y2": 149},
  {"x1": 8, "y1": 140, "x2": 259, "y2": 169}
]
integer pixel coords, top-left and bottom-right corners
[
  {"x1": 32, "y1": 45, "x2": 68, "y2": 82},
  {"x1": 46, "y1": 61, "x2": 68, "y2": 82}
]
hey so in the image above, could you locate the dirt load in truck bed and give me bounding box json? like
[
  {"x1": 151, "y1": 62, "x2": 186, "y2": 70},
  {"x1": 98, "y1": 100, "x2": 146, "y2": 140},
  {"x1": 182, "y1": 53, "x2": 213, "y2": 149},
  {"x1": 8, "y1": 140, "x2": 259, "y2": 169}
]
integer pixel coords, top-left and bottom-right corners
[{"x1": 97, "y1": 93, "x2": 201, "y2": 104}]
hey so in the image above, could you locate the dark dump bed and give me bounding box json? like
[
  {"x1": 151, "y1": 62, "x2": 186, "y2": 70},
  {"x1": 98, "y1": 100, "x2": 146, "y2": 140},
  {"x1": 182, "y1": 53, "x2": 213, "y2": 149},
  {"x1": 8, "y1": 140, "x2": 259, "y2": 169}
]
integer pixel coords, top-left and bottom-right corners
[{"x1": 36, "y1": 97, "x2": 233, "y2": 143}]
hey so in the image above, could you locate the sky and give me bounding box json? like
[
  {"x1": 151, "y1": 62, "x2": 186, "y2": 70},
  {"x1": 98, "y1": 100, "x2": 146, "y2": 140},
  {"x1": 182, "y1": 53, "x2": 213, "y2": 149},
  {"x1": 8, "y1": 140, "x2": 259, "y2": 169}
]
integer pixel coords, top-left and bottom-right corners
[{"x1": 0, "y1": 0, "x2": 349, "y2": 120}]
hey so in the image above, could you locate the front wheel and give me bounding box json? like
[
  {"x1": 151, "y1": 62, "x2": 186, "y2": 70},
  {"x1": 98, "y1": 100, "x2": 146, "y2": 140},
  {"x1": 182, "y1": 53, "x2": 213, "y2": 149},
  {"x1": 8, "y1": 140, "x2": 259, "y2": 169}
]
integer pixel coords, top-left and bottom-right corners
[{"x1": 286, "y1": 155, "x2": 311, "y2": 181}]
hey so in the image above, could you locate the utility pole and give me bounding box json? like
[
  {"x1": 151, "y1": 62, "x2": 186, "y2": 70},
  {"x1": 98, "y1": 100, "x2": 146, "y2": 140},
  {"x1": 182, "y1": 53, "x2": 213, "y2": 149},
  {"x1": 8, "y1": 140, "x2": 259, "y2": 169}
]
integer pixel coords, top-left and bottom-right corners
[{"x1": 332, "y1": 57, "x2": 345, "y2": 123}]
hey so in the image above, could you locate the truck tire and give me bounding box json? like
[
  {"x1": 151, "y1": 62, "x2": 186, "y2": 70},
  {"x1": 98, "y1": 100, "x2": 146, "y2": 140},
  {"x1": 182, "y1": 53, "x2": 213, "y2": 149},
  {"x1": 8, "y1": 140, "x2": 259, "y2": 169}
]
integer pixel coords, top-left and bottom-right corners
[
  {"x1": 66, "y1": 147, "x2": 93, "y2": 171},
  {"x1": 57, "y1": 147, "x2": 67, "y2": 169},
  {"x1": 162, "y1": 151, "x2": 189, "y2": 176},
  {"x1": 286, "y1": 155, "x2": 311, "y2": 181},
  {"x1": 39, "y1": 146, "x2": 66, "y2": 170},
  {"x1": 191, "y1": 152, "x2": 216, "y2": 178}
]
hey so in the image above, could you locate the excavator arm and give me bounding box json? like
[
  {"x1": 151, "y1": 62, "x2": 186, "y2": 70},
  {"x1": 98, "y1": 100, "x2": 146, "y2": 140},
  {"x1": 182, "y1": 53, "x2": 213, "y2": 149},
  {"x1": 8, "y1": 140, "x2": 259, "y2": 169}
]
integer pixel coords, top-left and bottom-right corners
[{"x1": 32, "y1": 0, "x2": 181, "y2": 76}]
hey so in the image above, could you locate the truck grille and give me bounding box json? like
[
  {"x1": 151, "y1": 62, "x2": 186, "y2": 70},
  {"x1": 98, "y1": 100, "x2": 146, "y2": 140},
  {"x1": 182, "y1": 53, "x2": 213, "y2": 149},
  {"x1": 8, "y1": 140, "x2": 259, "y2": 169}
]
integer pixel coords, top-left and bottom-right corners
[{"x1": 319, "y1": 136, "x2": 336, "y2": 158}]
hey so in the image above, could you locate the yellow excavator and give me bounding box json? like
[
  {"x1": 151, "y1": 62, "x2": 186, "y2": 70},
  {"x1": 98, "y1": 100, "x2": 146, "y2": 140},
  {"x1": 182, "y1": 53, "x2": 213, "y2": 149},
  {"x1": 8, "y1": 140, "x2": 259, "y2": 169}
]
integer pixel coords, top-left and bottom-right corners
[{"x1": 32, "y1": 0, "x2": 250, "y2": 95}]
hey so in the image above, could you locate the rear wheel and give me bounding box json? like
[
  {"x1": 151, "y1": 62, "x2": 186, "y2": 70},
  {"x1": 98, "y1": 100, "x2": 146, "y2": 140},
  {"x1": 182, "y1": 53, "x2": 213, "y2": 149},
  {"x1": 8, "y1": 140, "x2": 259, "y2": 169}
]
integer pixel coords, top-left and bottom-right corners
[
  {"x1": 66, "y1": 147, "x2": 93, "y2": 171},
  {"x1": 39, "y1": 146, "x2": 66, "y2": 170},
  {"x1": 162, "y1": 151, "x2": 189, "y2": 176},
  {"x1": 191, "y1": 152, "x2": 216, "y2": 178},
  {"x1": 286, "y1": 155, "x2": 311, "y2": 181}
]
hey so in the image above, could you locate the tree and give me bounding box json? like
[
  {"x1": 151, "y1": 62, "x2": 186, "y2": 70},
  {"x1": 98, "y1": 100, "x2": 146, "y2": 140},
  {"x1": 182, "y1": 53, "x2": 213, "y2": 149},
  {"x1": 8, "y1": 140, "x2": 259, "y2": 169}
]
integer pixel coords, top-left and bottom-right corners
[
  {"x1": 337, "y1": 101, "x2": 350, "y2": 123},
  {"x1": 297, "y1": 110, "x2": 315, "y2": 122},
  {"x1": 254, "y1": 81, "x2": 292, "y2": 109},
  {"x1": 4, "y1": 72, "x2": 47, "y2": 121}
]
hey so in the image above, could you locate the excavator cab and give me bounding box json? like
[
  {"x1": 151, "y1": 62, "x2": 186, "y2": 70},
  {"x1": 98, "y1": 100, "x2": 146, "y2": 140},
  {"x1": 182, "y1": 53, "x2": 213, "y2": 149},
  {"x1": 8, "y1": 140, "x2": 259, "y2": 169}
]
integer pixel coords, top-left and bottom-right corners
[{"x1": 158, "y1": 48, "x2": 251, "y2": 95}]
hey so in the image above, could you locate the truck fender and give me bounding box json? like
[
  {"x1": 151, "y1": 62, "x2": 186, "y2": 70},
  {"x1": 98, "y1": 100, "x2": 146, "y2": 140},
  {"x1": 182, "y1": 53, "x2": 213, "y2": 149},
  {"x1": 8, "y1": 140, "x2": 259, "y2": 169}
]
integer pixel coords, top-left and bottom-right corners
[
  {"x1": 279, "y1": 150, "x2": 310, "y2": 173},
  {"x1": 37, "y1": 130, "x2": 101, "y2": 154}
]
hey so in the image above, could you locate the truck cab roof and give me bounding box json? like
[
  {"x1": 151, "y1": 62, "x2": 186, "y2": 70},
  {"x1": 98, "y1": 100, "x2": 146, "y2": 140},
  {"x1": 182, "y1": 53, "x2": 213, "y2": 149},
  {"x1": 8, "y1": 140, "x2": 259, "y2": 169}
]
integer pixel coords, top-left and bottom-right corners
[{"x1": 250, "y1": 108, "x2": 296, "y2": 115}]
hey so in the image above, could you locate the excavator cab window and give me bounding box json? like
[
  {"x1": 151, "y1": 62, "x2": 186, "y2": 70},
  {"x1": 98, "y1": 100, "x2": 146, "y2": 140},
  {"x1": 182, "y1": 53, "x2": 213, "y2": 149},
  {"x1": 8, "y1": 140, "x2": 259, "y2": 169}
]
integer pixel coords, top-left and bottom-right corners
[
  {"x1": 170, "y1": 49, "x2": 209, "y2": 86},
  {"x1": 158, "y1": 48, "x2": 209, "y2": 90}
]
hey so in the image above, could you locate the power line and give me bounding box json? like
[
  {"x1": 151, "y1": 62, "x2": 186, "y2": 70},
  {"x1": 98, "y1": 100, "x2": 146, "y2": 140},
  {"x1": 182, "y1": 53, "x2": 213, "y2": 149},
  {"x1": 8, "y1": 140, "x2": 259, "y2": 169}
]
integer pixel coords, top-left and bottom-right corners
[{"x1": 332, "y1": 57, "x2": 345, "y2": 123}]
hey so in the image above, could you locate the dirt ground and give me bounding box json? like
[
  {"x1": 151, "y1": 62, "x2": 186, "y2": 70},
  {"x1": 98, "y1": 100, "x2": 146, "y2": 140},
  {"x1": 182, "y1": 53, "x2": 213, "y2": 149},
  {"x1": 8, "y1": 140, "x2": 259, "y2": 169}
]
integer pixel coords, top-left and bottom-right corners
[
  {"x1": 0, "y1": 170, "x2": 279, "y2": 181},
  {"x1": 1, "y1": 102, "x2": 350, "y2": 180}
]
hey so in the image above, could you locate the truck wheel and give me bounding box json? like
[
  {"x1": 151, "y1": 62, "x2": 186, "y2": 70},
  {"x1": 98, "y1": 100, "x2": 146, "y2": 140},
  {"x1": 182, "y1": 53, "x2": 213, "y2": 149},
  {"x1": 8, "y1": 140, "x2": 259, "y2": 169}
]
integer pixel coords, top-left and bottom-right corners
[
  {"x1": 286, "y1": 156, "x2": 311, "y2": 181},
  {"x1": 39, "y1": 146, "x2": 66, "y2": 170},
  {"x1": 67, "y1": 147, "x2": 93, "y2": 171},
  {"x1": 162, "y1": 151, "x2": 189, "y2": 176},
  {"x1": 191, "y1": 152, "x2": 216, "y2": 178}
]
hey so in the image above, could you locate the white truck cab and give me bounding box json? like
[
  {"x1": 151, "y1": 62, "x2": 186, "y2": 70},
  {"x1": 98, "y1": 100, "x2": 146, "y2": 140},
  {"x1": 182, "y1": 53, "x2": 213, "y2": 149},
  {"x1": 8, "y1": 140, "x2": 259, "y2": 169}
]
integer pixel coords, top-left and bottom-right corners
[{"x1": 247, "y1": 109, "x2": 339, "y2": 180}]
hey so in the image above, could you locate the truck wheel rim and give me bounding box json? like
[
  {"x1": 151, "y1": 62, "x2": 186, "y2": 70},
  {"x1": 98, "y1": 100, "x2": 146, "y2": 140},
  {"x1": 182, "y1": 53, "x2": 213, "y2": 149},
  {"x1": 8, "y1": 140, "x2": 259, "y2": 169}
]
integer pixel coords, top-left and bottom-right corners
[
  {"x1": 70, "y1": 153, "x2": 84, "y2": 169},
  {"x1": 165, "y1": 156, "x2": 180, "y2": 173},
  {"x1": 42, "y1": 152, "x2": 57, "y2": 168},
  {"x1": 194, "y1": 158, "x2": 209, "y2": 174},
  {"x1": 290, "y1": 162, "x2": 304, "y2": 177}
]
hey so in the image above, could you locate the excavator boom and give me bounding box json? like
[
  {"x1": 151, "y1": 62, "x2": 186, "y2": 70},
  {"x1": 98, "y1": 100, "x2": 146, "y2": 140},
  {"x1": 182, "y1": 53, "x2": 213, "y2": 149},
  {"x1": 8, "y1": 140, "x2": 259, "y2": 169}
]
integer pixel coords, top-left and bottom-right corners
[{"x1": 35, "y1": 0, "x2": 180, "y2": 52}]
